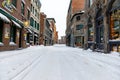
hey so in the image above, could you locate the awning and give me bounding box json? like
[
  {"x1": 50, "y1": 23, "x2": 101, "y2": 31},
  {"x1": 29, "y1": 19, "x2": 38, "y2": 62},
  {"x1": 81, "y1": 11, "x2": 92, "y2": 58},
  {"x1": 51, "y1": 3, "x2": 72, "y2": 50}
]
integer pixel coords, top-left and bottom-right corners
[
  {"x1": 34, "y1": 34, "x2": 38, "y2": 37},
  {"x1": 12, "y1": 20, "x2": 22, "y2": 28},
  {"x1": 0, "y1": 13, "x2": 10, "y2": 23},
  {"x1": 27, "y1": 28, "x2": 33, "y2": 33}
]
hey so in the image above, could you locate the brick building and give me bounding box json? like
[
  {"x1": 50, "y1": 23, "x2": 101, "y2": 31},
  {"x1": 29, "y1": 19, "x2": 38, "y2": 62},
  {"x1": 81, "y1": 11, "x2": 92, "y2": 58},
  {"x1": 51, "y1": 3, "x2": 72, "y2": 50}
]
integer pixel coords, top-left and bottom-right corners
[
  {"x1": 39, "y1": 12, "x2": 46, "y2": 45},
  {"x1": 47, "y1": 18, "x2": 58, "y2": 44},
  {"x1": 0, "y1": 0, "x2": 31, "y2": 51},
  {"x1": 40, "y1": 13, "x2": 58, "y2": 46},
  {"x1": 66, "y1": 0, "x2": 85, "y2": 47}
]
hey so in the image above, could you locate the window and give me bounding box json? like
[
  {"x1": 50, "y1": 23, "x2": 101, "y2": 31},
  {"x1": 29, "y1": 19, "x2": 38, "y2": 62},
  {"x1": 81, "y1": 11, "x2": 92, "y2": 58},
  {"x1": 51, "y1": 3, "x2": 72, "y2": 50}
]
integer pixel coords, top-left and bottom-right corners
[
  {"x1": 35, "y1": 21, "x2": 37, "y2": 28},
  {"x1": 12, "y1": 0, "x2": 17, "y2": 7},
  {"x1": 76, "y1": 24, "x2": 83, "y2": 30},
  {"x1": 27, "y1": 33, "x2": 30, "y2": 43},
  {"x1": 76, "y1": 16, "x2": 80, "y2": 21},
  {"x1": 35, "y1": 9, "x2": 37, "y2": 16},
  {"x1": 37, "y1": 23, "x2": 39, "y2": 30},
  {"x1": 33, "y1": 7, "x2": 34, "y2": 14},
  {"x1": 88, "y1": 23, "x2": 94, "y2": 41},
  {"x1": 111, "y1": 20, "x2": 120, "y2": 39},
  {"x1": 37, "y1": 13, "x2": 39, "y2": 19},
  {"x1": 10, "y1": 26, "x2": 16, "y2": 42},
  {"x1": 0, "y1": 20, "x2": 3, "y2": 42},
  {"x1": 89, "y1": 0, "x2": 93, "y2": 6},
  {"x1": 27, "y1": 9, "x2": 30, "y2": 20},
  {"x1": 21, "y1": 2, "x2": 25, "y2": 15},
  {"x1": 31, "y1": 4, "x2": 32, "y2": 12},
  {"x1": 30, "y1": 17, "x2": 34, "y2": 27}
]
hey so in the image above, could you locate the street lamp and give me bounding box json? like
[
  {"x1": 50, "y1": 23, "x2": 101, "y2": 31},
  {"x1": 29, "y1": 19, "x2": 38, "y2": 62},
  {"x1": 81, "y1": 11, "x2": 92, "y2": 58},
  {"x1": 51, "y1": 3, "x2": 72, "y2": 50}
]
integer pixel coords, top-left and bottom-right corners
[{"x1": 23, "y1": 20, "x2": 29, "y2": 28}]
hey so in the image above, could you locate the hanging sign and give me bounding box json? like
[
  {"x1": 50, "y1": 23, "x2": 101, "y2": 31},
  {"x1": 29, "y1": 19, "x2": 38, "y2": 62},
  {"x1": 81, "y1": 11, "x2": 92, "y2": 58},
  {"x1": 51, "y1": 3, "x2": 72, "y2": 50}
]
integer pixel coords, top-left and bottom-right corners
[{"x1": 2, "y1": 0, "x2": 13, "y2": 12}]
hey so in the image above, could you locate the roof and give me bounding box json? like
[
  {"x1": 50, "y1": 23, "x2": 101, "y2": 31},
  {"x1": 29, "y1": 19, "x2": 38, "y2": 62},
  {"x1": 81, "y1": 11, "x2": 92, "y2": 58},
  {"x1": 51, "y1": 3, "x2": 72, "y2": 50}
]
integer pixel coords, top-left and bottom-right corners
[{"x1": 46, "y1": 18, "x2": 56, "y2": 23}]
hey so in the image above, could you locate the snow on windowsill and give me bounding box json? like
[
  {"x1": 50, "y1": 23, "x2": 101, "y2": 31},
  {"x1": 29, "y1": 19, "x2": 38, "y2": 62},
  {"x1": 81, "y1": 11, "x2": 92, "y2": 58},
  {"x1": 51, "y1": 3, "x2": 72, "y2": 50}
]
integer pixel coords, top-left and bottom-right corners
[
  {"x1": 26, "y1": 43, "x2": 30, "y2": 45},
  {"x1": 9, "y1": 42, "x2": 16, "y2": 46},
  {"x1": 0, "y1": 42, "x2": 4, "y2": 46},
  {"x1": 109, "y1": 39, "x2": 120, "y2": 42}
]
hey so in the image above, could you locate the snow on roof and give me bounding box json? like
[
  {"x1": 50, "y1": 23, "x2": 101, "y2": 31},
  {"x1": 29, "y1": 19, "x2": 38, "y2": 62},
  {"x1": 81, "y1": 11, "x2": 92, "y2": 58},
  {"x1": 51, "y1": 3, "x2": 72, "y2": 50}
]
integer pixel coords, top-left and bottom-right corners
[
  {"x1": 0, "y1": 13, "x2": 10, "y2": 23},
  {"x1": 12, "y1": 20, "x2": 22, "y2": 28}
]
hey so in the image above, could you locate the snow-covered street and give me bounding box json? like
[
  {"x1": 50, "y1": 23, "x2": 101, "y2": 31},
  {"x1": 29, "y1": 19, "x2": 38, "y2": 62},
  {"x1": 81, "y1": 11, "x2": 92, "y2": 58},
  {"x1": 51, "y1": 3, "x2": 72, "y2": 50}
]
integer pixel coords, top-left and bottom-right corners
[{"x1": 0, "y1": 45, "x2": 120, "y2": 80}]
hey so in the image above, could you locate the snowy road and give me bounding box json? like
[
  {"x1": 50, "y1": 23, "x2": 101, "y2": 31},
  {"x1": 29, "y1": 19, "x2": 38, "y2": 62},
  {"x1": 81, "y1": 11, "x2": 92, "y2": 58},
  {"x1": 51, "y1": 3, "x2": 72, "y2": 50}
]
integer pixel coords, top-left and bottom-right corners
[{"x1": 0, "y1": 45, "x2": 120, "y2": 80}]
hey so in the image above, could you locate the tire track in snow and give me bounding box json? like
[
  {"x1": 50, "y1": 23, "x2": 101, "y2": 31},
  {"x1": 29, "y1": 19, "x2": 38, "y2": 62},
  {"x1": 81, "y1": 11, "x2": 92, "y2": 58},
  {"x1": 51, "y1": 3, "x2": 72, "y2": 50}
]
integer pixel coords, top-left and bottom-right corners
[
  {"x1": 0, "y1": 48, "x2": 41, "y2": 60},
  {"x1": 10, "y1": 52, "x2": 44, "y2": 80}
]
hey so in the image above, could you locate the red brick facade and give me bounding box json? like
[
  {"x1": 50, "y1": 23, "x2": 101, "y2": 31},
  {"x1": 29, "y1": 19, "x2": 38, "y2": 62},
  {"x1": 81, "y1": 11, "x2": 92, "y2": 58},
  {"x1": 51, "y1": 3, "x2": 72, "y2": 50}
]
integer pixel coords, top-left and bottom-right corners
[
  {"x1": 39, "y1": 12, "x2": 46, "y2": 45},
  {"x1": 0, "y1": 0, "x2": 31, "y2": 51},
  {"x1": 72, "y1": 0, "x2": 85, "y2": 14}
]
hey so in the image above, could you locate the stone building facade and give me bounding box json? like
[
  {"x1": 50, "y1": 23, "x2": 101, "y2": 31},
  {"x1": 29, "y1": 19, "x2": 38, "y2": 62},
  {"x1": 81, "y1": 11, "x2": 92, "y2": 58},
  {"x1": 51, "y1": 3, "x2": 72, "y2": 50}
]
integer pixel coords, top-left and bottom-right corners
[
  {"x1": 66, "y1": 0, "x2": 120, "y2": 53},
  {"x1": 0, "y1": 0, "x2": 31, "y2": 51},
  {"x1": 66, "y1": 0, "x2": 85, "y2": 47},
  {"x1": 30, "y1": 0, "x2": 41, "y2": 45},
  {"x1": 71, "y1": 12, "x2": 85, "y2": 47},
  {"x1": 84, "y1": 0, "x2": 120, "y2": 53},
  {"x1": 44, "y1": 18, "x2": 53, "y2": 46}
]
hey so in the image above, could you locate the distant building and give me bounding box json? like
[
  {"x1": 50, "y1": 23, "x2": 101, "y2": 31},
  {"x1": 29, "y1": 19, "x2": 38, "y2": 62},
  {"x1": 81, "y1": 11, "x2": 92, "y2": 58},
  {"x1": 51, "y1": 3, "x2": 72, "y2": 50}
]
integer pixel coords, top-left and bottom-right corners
[
  {"x1": 39, "y1": 14, "x2": 58, "y2": 46},
  {"x1": 55, "y1": 31, "x2": 58, "y2": 44},
  {"x1": 44, "y1": 18, "x2": 53, "y2": 46},
  {"x1": 47, "y1": 18, "x2": 58, "y2": 44},
  {"x1": 39, "y1": 12, "x2": 46, "y2": 45},
  {"x1": 59, "y1": 36, "x2": 66, "y2": 44}
]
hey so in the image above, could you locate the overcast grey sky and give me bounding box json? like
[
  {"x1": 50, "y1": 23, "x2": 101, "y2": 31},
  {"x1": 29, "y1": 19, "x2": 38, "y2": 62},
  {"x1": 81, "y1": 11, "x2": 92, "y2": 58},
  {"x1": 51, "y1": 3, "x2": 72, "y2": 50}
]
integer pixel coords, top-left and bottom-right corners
[{"x1": 40, "y1": 0, "x2": 70, "y2": 39}]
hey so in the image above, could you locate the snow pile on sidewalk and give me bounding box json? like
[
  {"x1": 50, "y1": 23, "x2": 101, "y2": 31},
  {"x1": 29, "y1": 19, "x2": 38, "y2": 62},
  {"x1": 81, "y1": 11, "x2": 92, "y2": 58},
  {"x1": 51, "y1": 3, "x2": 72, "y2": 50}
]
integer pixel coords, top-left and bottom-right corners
[{"x1": 0, "y1": 45, "x2": 120, "y2": 80}]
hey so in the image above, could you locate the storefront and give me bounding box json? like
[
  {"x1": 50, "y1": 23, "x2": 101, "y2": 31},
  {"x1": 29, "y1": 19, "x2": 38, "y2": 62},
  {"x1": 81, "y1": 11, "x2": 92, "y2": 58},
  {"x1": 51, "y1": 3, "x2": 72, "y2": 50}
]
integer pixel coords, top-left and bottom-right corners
[
  {"x1": 87, "y1": 16, "x2": 94, "y2": 48},
  {"x1": 26, "y1": 28, "x2": 33, "y2": 45},
  {"x1": 34, "y1": 33, "x2": 39, "y2": 45},
  {"x1": 0, "y1": 13, "x2": 10, "y2": 48},
  {"x1": 75, "y1": 36, "x2": 84, "y2": 47},
  {"x1": 95, "y1": 8, "x2": 104, "y2": 51},
  {"x1": 109, "y1": 7, "x2": 120, "y2": 52},
  {"x1": 0, "y1": 8, "x2": 27, "y2": 51}
]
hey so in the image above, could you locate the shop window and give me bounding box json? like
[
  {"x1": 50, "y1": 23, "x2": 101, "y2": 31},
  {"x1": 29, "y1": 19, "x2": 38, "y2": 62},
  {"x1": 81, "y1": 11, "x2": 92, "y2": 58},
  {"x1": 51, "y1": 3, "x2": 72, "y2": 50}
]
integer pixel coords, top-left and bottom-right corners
[
  {"x1": 75, "y1": 36, "x2": 81, "y2": 46},
  {"x1": 88, "y1": 24, "x2": 93, "y2": 41},
  {"x1": 112, "y1": 20, "x2": 120, "y2": 39},
  {"x1": 21, "y1": 1, "x2": 25, "y2": 15},
  {"x1": 12, "y1": 0, "x2": 17, "y2": 7},
  {"x1": 27, "y1": 33, "x2": 30, "y2": 43},
  {"x1": 10, "y1": 26, "x2": 16, "y2": 42},
  {"x1": 0, "y1": 20, "x2": 3, "y2": 42}
]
